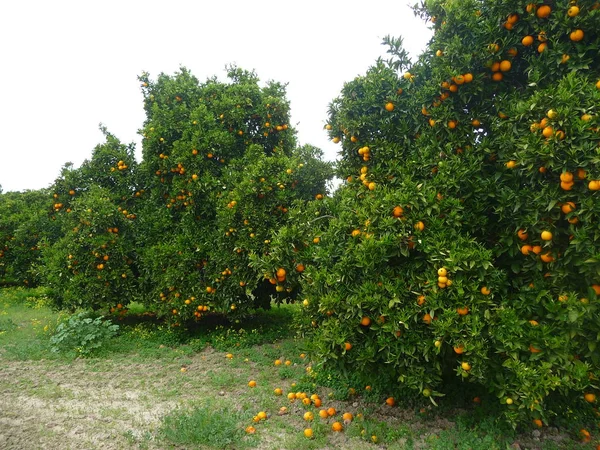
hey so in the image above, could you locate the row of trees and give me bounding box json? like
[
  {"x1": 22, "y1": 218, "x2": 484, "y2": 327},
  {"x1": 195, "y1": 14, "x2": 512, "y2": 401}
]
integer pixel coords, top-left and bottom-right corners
[
  {"x1": 2, "y1": 0, "x2": 600, "y2": 425},
  {"x1": 1, "y1": 67, "x2": 334, "y2": 322}
]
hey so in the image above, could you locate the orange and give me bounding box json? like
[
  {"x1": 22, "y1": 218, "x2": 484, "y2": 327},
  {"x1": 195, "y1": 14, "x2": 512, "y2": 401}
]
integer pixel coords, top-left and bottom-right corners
[
  {"x1": 589, "y1": 180, "x2": 600, "y2": 191},
  {"x1": 560, "y1": 172, "x2": 574, "y2": 182},
  {"x1": 327, "y1": 407, "x2": 336, "y2": 417},
  {"x1": 248, "y1": 380, "x2": 257, "y2": 388},
  {"x1": 522, "y1": 35, "x2": 534, "y2": 46},
  {"x1": 542, "y1": 126, "x2": 554, "y2": 138},
  {"x1": 492, "y1": 72, "x2": 503, "y2": 82},
  {"x1": 331, "y1": 422, "x2": 343, "y2": 432},
  {"x1": 342, "y1": 412, "x2": 354, "y2": 422},
  {"x1": 344, "y1": 342, "x2": 352, "y2": 351},
  {"x1": 313, "y1": 398, "x2": 322, "y2": 407},
  {"x1": 448, "y1": 120, "x2": 457, "y2": 129},
  {"x1": 385, "y1": 397, "x2": 395, "y2": 406},
  {"x1": 561, "y1": 202, "x2": 575, "y2": 214},
  {"x1": 454, "y1": 75, "x2": 465, "y2": 85},
  {"x1": 461, "y1": 362, "x2": 471, "y2": 371},
  {"x1": 360, "y1": 316, "x2": 371, "y2": 326},
  {"x1": 471, "y1": 119, "x2": 481, "y2": 127},
  {"x1": 540, "y1": 231, "x2": 552, "y2": 241},
  {"x1": 506, "y1": 160, "x2": 517, "y2": 169},
  {"x1": 537, "y1": 42, "x2": 547, "y2": 53},
  {"x1": 385, "y1": 102, "x2": 395, "y2": 112},
  {"x1": 499, "y1": 60, "x2": 512, "y2": 72},
  {"x1": 570, "y1": 29, "x2": 584, "y2": 42},
  {"x1": 529, "y1": 344, "x2": 542, "y2": 353},
  {"x1": 463, "y1": 73, "x2": 473, "y2": 83},
  {"x1": 423, "y1": 313, "x2": 432, "y2": 324},
  {"x1": 393, "y1": 206, "x2": 404, "y2": 217},
  {"x1": 457, "y1": 306, "x2": 469, "y2": 316},
  {"x1": 536, "y1": 4, "x2": 551, "y2": 18},
  {"x1": 303, "y1": 428, "x2": 314, "y2": 438},
  {"x1": 561, "y1": 181, "x2": 574, "y2": 191},
  {"x1": 491, "y1": 61, "x2": 501, "y2": 72},
  {"x1": 584, "y1": 393, "x2": 597, "y2": 403},
  {"x1": 481, "y1": 286, "x2": 491, "y2": 295},
  {"x1": 517, "y1": 229, "x2": 528, "y2": 241},
  {"x1": 415, "y1": 221, "x2": 425, "y2": 231},
  {"x1": 453, "y1": 345, "x2": 465, "y2": 354},
  {"x1": 274, "y1": 388, "x2": 283, "y2": 395},
  {"x1": 417, "y1": 295, "x2": 426, "y2": 306},
  {"x1": 540, "y1": 252, "x2": 554, "y2": 263},
  {"x1": 533, "y1": 419, "x2": 543, "y2": 428},
  {"x1": 567, "y1": 6, "x2": 580, "y2": 17},
  {"x1": 521, "y1": 245, "x2": 533, "y2": 255},
  {"x1": 532, "y1": 245, "x2": 542, "y2": 254},
  {"x1": 318, "y1": 409, "x2": 329, "y2": 419},
  {"x1": 438, "y1": 268, "x2": 447, "y2": 276},
  {"x1": 245, "y1": 426, "x2": 256, "y2": 434},
  {"x1": 507, "y1": 13, "x2": 519, "y2": 24},
  {"x1": 303, "y1": 411, "x2": 314, "y2": 421},
  {"x1": 592, "y1": 285, "x2": 600, "y2": 295}
]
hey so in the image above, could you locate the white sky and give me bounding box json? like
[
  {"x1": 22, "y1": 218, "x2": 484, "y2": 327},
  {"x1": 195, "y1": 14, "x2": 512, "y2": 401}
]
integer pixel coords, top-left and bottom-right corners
[{"x1": 0, "y1": 0, "x2": 431, "y2": 193}]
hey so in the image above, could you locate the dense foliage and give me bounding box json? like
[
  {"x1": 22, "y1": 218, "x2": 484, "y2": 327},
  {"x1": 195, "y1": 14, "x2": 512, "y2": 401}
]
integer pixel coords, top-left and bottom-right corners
[{"x1": 257, "y1": 0, "x2": 600, "y2": 425}]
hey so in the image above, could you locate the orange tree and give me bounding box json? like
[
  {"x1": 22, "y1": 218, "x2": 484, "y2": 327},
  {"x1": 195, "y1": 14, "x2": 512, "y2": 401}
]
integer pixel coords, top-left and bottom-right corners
[
  {"x1": 41, "y1": 129, "x2": 140, "y2": 311},
  {"x1": 0, "y1": 189, "x2": 55, "y2": 286},
  {"x1": 258, "y1": 0, "x2": 600, "y2": 425},
  {"x1": 136, "y1": 67, "x2": 333, "y2": 322}
]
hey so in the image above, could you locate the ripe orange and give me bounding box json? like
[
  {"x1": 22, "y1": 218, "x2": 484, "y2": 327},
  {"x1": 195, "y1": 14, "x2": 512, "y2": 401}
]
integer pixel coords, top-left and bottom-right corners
[
  {"x1": 542, "y1": 126, "x2": 554, "y2": 138},
  {"x1": 415, "y1": 221, "x2": 425, "y2": 231},
  {"x1": 529, "y1": 344, "x2": 542, "y2": 353},
  {"x1": 318, "y1": 409, "x2": 329, "y2": 419},
  {"x1": 532, "y1": 245, "x2": 542, "y2": 255},
  {"x1": 385, "y1": 397, "x2": 395, "y2": 406},
  {"x1": 536, "y1": 4, "x2": 551, "y2": 18},
  {"x1": 342, "y1": 412, "x2": 353, "y2": 422},
  {"x1": 461, "y1": 362, "x2": 472, "y2": 371},
  {"x1": 454, "y1": 75, "x2": 465, "y2": 85},
  {"x1": 538, "y1": 42, "x2": 547, "y2": 53},
  {"x1": 463, "y1": 73, "x2": 473, "y2": 83},
  {"x1": 522, "y1": 35, "x2": 534, "y2": 46},
  {"x1": 274, "y1": 388, "x2": 283, "y2": 395},
  {"x1": 533, "y1": 419, "x2": 543, "y2": 428},
  {"x1": 592, "y1": 285, "x2": 600, "y2": 295},
  {"x1": 507, "y1": 13, "x2": 519, "y2": 24},
  {"x1": 457, "y1": 306, "x2": 469, "y2": 316},
  {"x1": 332, "y1": 422, "x2": 343, "y2": 432},
  {"x1": 540, "y1": 231, "x2": 552, "y2": 241},
  {"x1": 385, "y1": 102, "x2": 395, "y2": 112},
  {"x1": 521, "y1": 245, "x2": 533, "y2": 255},
  {"x1": 360, "y1": 316, "x2": 371, "y2": 326},
  {"x1": 589, "y1": 180, "x2": 600, "y2": 191},
  {"x1": 423, "y1": 313, "x2": 432, "y2": 324},
  {"x1": 327, "y1": 407, "x2": 337, "y2": 417},
  {"x1": 506, "y1": 160, "x2": 517, "y2": 169},
  {"x1": 303, "y1": 411, "x2": 314, "y2": 421},
  {"x1": 492, "y1": 72, "x2": 503, "y2": 82},
  {"x1": 248, "y1": 380, "x2": 257, "y2": 388},
  {"x1": 453, "y1": 345, "x2": 465, "y2": 354},
  {"x1": 393, "y1": 206, "x2": 404, "y2": 217},
  {"x1": 540, "y1": 252, "x2": 554, "y2": 263},
  {"x1": 570, "y1": 29, "x2": 584, "y2": 42},
  {"x1": 303, "y1": 428, "x2": 314, "y2": 438},
  {"x1": 344, "y1": 342, "x2": 352, "y2": 351},
  {"x1": 561, "y1": 202, "x2": 575, "y2": 214},
  {"x1": 560, "y1": 172, "x2": 574, "y2": 183},
  {"x1": 568, "y1": 6, "x2": 580, "y2": 17},
  {"x1": 584, "y1": 393, "x2": 597, "y2": 403},
  {"x1": 499, "y1": 60, "x2": 512, "y2": 72},
  {"x1": 517, "y1": 229, "x2": 528, "y2": 241},
  {"x1": 481, "y1": 286, "x2": 491, "y2": 295},
  {"x1": 245, "y1": 426, "x2": 256, "y2": 434}
]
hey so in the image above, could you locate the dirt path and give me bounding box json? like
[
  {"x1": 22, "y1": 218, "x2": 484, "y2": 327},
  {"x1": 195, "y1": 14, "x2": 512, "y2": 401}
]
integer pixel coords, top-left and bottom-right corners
[{"x1": 0, "y1": 348, "x2": 233, "y2": 450}]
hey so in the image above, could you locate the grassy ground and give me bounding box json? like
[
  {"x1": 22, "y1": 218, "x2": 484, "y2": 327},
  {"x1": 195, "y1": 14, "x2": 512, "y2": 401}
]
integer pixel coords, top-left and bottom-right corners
[{"x1": 0, "y1": 287, "x2": 595, "y2": 449}]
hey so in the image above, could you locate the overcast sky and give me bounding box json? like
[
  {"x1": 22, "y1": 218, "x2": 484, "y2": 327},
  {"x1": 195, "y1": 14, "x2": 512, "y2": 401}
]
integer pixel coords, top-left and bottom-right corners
[{"x1": 0, "y1": 0, "x2": 431, "y2": 193}]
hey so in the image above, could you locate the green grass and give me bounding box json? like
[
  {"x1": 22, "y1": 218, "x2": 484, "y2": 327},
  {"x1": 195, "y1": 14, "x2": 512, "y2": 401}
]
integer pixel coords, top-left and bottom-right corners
[
  {"x1": 0, "y1": 287, "x2": 66, "y2": 360},
  {"x1": 158, "y1": 400, "x2": 258, "y2": 449}
]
